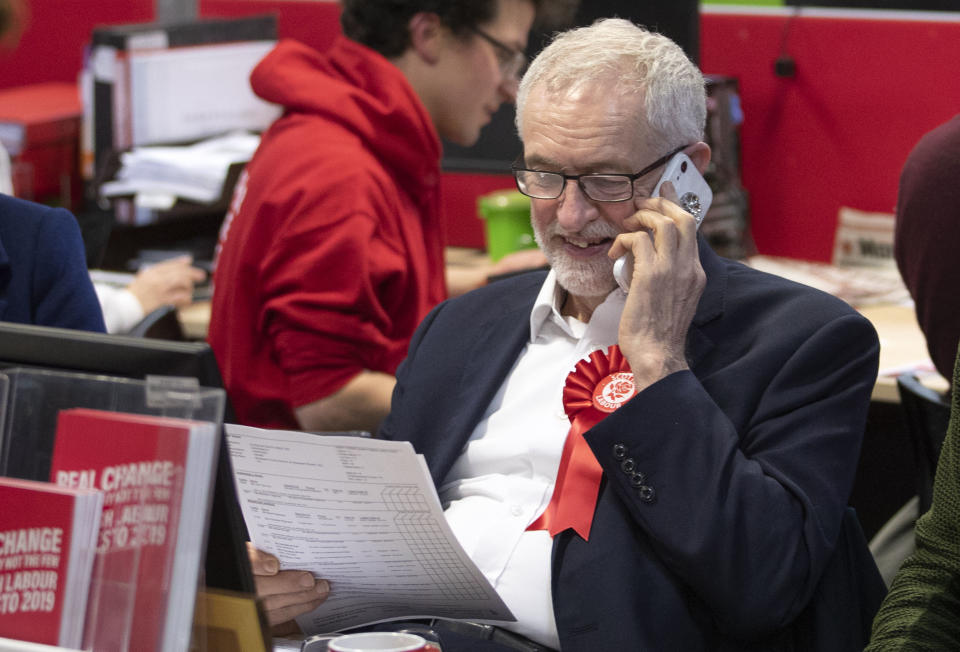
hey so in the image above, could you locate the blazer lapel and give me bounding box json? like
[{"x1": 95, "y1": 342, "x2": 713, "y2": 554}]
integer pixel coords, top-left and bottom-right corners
[{"x1": 447, "y1": 288, "x2": 536, "y2": 449}]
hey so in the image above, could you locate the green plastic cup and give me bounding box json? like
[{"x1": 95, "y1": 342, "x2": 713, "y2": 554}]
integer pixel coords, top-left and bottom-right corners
[{"x1": 477, "y1": 189, "x2": 537, "y2": 261}]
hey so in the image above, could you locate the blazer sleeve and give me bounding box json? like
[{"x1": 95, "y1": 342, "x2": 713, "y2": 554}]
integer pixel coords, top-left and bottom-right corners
[
  {"x1": 31, "y1": 207, "x2": 106, "y2": 332},
  {"x1": 585, "y1": 310, "x2": 879, "y2": 639}
]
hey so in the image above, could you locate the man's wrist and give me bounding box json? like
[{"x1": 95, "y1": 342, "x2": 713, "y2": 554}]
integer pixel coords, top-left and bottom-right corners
[{"x1": 622, "y1": 349, "x2": 689, "y2": 392}]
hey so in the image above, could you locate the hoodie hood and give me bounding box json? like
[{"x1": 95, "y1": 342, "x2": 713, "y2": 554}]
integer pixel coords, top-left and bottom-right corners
[{"x1": 250, "y1": 36, "x2": 441, "y2": 195}]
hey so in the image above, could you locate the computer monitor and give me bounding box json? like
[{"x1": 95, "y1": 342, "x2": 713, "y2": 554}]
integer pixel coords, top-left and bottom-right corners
[
  {"x1": 0, "y1": 320, "x2": 223, "y2": 387},
  {"x1": 0, "y1": 321, "x2": 254, "y2": 594}
]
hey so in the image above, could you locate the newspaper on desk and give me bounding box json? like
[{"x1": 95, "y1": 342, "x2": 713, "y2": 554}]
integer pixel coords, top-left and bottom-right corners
[
  {"x1": 224, "y1": 424, "x2": 515, "y2": 635},
  {"x1": 747, "y1": 206, "x2": 911, "y2": 308},
  {"x1": 745, "y1": 256, "x2": 910, "y2": 307}
]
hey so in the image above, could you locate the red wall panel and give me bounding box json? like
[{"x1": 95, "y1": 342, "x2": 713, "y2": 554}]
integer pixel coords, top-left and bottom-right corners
[
  {"x1": 441, "y1": 172, "x2": 517, "y2": 250},
  {"x1": 200, "y1": 0, "x2": 340, "y2": 52},
  {"x1": 8, "y1": 4, "x2": 960, "y2": 257},
  {"x1": 700, "y1": 8, "x2": 960, "y2": 261},
  {"x1": 0, "y1": 1, "x2": 154, "y2": 88}
]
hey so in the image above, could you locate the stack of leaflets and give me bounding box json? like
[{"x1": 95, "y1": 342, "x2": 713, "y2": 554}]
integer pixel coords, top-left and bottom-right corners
[
  {"x1": 50, "y1": 408, "x2": 218, "y2": 652},
  {"x1": 0, "y1": 477, "x2": 103, "y2": 648}
]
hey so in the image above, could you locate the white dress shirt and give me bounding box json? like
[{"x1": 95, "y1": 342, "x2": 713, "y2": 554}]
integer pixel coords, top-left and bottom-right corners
[
  {"x1": 439, "y1": 271, "x2": 625, "y2": 649},
  {"x1": 0, "y1": 142, "x2": 12, "y2": 196},
  {"x1": 1, "y1": 143, "x2": 144, "y2": 335},
  {"x1": 93, "y1": 282, "x2": 146, "y2": 334}
]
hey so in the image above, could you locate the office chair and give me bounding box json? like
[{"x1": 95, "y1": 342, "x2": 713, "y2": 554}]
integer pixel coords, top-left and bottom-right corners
[{"x1": 896, "y1": 373, "x2": 951, "y2": 515}]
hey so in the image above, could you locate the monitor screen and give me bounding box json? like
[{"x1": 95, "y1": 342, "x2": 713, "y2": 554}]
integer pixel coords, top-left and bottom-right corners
[{"x1": 0, "y1": 321, "x2": 254, "y2": 594}]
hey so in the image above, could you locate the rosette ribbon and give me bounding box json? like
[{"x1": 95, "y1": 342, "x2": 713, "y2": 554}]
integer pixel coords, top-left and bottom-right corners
[{"x1": 527, "y1": 345, "x2": 635, "y2": 541}]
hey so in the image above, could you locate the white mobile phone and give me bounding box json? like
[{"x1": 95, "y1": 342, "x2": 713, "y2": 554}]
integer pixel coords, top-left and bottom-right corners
[{"x1": 613, "y1": 153, "x2": 712, "y2": 292}]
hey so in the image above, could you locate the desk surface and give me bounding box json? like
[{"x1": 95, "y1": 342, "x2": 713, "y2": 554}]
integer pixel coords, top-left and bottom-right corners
[
  {"x1": 177, "y1": 256, "x2": 948, "y2": 404},
  {"x1": 857, "y1": 303, "x2": 947, "y2": 402},
  {"x1": 178, "y1": 300, "x2": 211, "y2": 341}
]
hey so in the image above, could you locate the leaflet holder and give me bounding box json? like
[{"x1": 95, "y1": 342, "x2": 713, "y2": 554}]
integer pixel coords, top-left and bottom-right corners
[
  {"x1": 0, "y1": 368, "x2": 226, "y2": 651},
  {"x1": 0, "y1": 368, "x2": 224, "y2": 480}
]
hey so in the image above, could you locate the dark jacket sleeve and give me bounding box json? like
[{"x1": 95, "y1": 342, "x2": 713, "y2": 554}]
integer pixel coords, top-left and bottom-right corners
[
  {"x1": 30, "y1": 205, "x2": 106, "y2": 332},
  {"x1": 584, "y1": 311, "x2": 880, "y2": 638}
]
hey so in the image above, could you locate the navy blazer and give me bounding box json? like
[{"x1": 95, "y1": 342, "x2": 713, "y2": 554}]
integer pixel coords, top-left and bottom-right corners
[
  {"x1": 381, "y1": 239, "x2": 885, "y2": 650},
  {"x1": 0, "y1": 194, "x2": 105, "y2": 332}
]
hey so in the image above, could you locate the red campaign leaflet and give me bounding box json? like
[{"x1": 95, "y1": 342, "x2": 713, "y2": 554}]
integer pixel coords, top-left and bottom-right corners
[
  {"x1": 0, "y1": 477, "x2": 102, "y2": 648},
  {"x1": 50, "y1": 408, "x2": 217, "y2": 652}
]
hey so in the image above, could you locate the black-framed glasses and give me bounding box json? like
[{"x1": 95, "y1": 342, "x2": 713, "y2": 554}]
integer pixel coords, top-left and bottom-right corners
[
  {"x1": 512, "y1": 145, "x2": 690, "y2": 202},
  {"x1": 469, "y1": 25, "x2": 528, "y2": 80}
]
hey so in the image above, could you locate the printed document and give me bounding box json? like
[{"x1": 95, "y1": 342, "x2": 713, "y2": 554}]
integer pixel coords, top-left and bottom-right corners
[{"x1": 225, "y1": 425, "x2": 515, "y2": 634}]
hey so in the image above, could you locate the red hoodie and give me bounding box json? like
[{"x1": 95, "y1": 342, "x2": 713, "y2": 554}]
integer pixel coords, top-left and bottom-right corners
[{"x1": 210, "y1": 37, "x2": 447, "y2": 429}]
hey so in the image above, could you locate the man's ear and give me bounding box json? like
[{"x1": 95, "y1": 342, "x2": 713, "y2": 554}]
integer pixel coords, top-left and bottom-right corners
[
  {"x1": 685, "y1": 141, "x2": 712, "y2": 175},
  {"x1": 407, "y1": 12, "x2": 444, "y2": 65}
]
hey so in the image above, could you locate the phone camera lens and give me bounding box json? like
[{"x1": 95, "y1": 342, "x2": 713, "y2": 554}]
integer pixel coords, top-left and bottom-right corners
[{"x1": 680, "y1": 160, "x2": 688, "y2": 173}]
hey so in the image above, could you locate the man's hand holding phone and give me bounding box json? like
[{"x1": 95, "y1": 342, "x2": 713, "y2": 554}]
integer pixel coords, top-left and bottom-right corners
[
  {"x1": 613, "y1": 152, "x2": 712, "y2": 292},
  {"x1": 608, "y1": 171, "x2": 707, "y2": 392}
]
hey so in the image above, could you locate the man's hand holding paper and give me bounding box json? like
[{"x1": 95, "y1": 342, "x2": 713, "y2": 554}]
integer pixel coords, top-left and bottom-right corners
[{"x1": 248, "y1": 544, "x2": 330, "y2": 633}]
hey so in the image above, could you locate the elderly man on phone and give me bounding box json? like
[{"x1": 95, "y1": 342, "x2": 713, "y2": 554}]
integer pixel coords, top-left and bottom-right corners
[{"x1": 250, "y1": 18, "x2": 885, "y2": 651}]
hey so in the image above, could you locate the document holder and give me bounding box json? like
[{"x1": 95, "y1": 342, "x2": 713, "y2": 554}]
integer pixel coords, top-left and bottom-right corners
[
  {"x1": 0, "y1": 368, "x2": 226, "y2": 651},
  {"x1": 0, "y1": 367, "x2": 224, "y2": 481}
]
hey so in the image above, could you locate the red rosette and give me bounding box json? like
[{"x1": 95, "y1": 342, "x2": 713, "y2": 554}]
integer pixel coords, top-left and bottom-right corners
[
  {"x1": 563, "y1": 345, "x2": 636, "y2": 425},
  {"x1": 528, "y1": 345, "x2": 634, "y2": 540}
]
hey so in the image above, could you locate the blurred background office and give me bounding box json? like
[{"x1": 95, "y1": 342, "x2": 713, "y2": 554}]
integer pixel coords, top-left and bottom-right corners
[
  {"x1": 2, "y1": 0, "x2": 960, "y2": 564},
  {"x1": 3, "y1": 0, "x2": 958, "y2": 271}
]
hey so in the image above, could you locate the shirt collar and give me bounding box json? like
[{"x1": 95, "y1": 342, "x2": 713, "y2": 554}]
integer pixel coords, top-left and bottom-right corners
[
  {"x1": 528, "y1": 269, "x2": 625, "y2": 345},
  {"x1": 528, "y1": 270, "x2": 564, "y2": 342}
]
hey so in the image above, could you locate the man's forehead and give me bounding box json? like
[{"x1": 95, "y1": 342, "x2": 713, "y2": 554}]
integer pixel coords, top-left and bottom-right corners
[
  {"x1": 519, "y1": 85, "x2": 653, "y2": 165},
  {"x1": 526, "y1": 77, "x2": 618, "y2": 105},
  {"x1": 522, "y1": 81, "x2": 646, "y2": 126}
]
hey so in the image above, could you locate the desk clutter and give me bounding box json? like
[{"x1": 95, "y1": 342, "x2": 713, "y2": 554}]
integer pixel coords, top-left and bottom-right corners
[
  {"x1": 85, "y1": 14, "x2": 280, "y2": 228},
  {"x1": 747, "y1": 204, "x2": 907, "y2": 308},
  {"x1": 99, "y1": 131, "x2": 260, "y2": 208}
]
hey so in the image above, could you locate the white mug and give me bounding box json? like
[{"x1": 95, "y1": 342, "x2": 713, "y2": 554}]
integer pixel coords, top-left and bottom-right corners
[{"x1": 327, "y1": 632, "x2": 428, "y2": 652}]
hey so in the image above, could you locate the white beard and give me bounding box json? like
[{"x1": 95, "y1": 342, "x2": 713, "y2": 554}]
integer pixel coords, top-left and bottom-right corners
[{"x1": 533, "y1": 221, "x2": 619, "y2": 298}]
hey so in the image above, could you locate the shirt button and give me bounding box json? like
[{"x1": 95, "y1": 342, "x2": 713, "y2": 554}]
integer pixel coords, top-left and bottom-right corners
[{"x1": 510, "y1": 505, "x2": 523, "y2": 517}]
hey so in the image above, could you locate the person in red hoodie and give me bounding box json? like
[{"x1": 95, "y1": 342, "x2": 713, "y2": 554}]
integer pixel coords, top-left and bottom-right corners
[{"x1": 210, "y1": 0, "x2": 549, "y2": 432}]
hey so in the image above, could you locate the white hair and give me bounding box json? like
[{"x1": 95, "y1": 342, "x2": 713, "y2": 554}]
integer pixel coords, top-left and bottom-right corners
[{"x1": 515, "y1": 18, "x2": 706, "y2": 153}]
